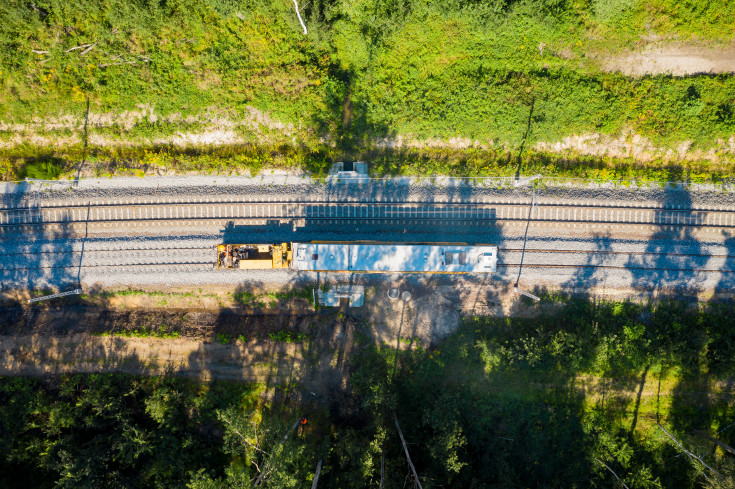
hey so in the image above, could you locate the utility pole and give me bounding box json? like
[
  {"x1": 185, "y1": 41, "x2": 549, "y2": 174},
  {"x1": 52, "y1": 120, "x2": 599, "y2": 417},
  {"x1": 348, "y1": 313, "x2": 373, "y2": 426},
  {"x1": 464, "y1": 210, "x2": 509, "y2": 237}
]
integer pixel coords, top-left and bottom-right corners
[
  {"x1": 514, "y1": 175, "x2": 541, "y2": 301},
  {"x1": 393, "y1": 412, "x2": 423, "y2": 489},
  {"x1": 310, "y1": 459, "x2": 323, "y2": 489}
]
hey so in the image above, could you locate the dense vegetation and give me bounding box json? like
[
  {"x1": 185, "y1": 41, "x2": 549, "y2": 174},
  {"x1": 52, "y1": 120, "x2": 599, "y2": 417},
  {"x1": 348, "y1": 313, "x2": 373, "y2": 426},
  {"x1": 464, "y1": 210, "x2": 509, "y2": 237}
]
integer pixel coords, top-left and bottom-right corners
[
  {"x1": 0, "y1": 0, "x2": 734, "y2": 181},
  {"x1": 2, "y1": 298, "x2": 734, "y2": 488}
]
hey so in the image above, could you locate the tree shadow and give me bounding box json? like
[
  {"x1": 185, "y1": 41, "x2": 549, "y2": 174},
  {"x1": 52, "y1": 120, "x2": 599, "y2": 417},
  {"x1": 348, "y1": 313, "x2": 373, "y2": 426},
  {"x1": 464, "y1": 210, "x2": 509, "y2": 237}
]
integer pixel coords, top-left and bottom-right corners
[
  {"x1": 308, "y1": 63, "x2": 395, "y2": 165},
  {"x1": 182, "y1": 278, "x2": 372, "y2": 435},
  {"x1": 626, "y1": 183, "x2": 711, "y2": 296},
  {"x1": 0, "y1": 183, "x2": 82, "y2": 294},
  {"x1": 515, "y1": 95, "x2": 536, "y2": 179},
  {"x1": 547, "y1": 182, "x2": 735, "y2": 481},
  {"x1": 714, "y1": 231, "x2": 735, "y2": 294},
  {"x1": 558, "y1": 230, "x2": 616, "y2": 291},
  {"x1": 380, "y1": 312, "x2": 592, "y2": 487}
]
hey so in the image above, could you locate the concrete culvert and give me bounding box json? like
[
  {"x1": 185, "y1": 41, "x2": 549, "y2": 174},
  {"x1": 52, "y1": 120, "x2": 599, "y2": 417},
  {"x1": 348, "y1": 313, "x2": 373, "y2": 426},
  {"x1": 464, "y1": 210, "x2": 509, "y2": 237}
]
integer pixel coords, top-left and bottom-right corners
[{"x1": 387, "y1": 288, "x2": 399, "y2": 300}]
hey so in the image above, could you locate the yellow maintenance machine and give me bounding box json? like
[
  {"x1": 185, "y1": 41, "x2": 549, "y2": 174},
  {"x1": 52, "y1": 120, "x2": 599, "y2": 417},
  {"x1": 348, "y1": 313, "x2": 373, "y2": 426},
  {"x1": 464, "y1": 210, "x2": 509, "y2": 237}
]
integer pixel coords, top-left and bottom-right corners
[{"x1": 216, "y1": 243, "x2": 292, "y2": 269}]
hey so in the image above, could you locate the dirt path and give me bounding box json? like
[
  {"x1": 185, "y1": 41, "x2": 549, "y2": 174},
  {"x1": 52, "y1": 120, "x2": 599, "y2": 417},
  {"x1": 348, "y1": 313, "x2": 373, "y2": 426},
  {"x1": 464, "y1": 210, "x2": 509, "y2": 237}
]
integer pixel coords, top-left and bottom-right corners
[
  {"x1": 0, "y1": 334, "x2": 306, "y2": 382},
  {"x1": 600, "y1": 42, "x2": 735, "y2": 76},
  {"x1": 0, "y1": 303, "x2": 363, "y2": 407}
]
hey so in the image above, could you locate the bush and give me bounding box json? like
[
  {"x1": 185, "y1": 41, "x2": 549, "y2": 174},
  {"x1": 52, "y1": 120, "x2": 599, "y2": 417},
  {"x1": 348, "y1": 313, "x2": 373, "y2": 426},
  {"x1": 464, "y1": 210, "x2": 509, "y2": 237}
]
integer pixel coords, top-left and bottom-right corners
[{"x1": 23, "y1": 161, "x2": 64, "y2": 180}]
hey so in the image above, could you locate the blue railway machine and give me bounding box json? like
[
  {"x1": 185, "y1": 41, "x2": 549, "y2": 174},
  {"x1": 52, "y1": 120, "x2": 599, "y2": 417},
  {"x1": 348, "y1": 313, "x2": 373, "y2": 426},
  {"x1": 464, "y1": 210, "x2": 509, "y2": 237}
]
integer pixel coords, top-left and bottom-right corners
[{"x1": 217, "y1": 242, "x2": 498, "y2": 273}]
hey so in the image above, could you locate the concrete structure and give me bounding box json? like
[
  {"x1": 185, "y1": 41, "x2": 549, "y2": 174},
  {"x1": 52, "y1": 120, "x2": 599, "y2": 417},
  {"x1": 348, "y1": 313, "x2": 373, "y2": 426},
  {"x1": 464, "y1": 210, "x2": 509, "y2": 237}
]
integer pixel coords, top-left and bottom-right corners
[
  {"x1": 315, "y1": 285, "x2": 365, "y2": 307},
  {"x1": 327, "y1": 161, "x2": 369, "y2": 182}
]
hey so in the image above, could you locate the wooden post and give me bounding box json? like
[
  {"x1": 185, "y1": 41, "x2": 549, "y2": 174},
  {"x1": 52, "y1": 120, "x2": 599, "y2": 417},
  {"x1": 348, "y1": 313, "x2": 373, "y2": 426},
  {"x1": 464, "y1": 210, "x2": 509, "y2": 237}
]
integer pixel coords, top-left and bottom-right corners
[{"x1": 393, "y1": 412, "x2": 423, "y2": 489}]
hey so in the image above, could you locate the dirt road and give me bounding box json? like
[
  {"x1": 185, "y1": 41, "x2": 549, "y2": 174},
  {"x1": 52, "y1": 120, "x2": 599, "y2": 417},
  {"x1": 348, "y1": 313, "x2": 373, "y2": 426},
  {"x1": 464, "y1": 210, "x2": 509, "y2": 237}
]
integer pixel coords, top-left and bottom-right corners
[
  {"x1": 0, "y1": 334, "x2": 306, "y2": 382},
  {"x1": 601, "y1": 42, "x2": 735, "y2": 76}
]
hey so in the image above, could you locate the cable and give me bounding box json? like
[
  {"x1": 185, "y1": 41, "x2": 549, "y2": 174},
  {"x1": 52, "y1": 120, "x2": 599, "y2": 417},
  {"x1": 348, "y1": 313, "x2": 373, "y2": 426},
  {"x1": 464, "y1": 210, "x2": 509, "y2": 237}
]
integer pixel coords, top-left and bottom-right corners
[{"x1": 515, "y1": 180, "x2": 536, "y2": 288}]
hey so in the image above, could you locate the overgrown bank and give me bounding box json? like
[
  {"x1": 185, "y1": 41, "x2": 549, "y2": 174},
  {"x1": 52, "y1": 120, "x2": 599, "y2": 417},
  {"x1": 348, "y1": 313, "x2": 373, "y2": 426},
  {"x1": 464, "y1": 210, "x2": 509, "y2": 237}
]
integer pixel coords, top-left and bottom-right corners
[
  {"x1": 1, "y1": 0, "x2": 734, "y2": 182},
  {"x1": 1, "y1": 297, "x2": 734, "y2": 488},
  {"x1": 4, "y1": 141, "x2": 734, "y2": 185}
]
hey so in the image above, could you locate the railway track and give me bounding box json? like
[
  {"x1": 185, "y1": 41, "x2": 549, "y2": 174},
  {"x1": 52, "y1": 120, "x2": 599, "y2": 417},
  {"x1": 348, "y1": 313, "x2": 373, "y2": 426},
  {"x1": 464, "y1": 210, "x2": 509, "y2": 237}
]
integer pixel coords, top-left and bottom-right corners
[
  {"x1": 1, "y1": 246, "x2": 732, "y2": 259},
  {"x1": 2, "y1": 199, "x2": 735, "y2": 228},
  {"x1": 2, "y1": 191, "x2": 733, "y2": 211},
  {"x1": 3, "y1": 196, "x2": 734, "y2": 283},
  {"x1": 0, "y1": 246, "x2": 212, "y2": 256},
  {"x1": 2, "y1": 247, "x2": 733, "y2": 273},
  {"x1": 4, "y1": 262, "x2": 734, "y2": 274}
]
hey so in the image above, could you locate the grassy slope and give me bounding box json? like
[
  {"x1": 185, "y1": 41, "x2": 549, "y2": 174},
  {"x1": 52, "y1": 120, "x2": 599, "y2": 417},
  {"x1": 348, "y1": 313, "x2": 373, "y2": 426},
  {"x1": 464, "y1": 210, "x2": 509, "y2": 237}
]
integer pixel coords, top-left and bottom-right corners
[{"x1": 0, "y1": 0, "x2": 734, "y2": 181}]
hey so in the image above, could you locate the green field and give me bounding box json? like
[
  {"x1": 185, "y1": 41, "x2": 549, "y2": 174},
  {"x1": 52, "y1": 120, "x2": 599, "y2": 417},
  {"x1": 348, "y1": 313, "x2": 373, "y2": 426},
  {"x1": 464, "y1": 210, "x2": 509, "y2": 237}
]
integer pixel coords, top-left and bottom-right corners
[{"x1": 1, "y1": 0, "x2": 734, "y2": 181}]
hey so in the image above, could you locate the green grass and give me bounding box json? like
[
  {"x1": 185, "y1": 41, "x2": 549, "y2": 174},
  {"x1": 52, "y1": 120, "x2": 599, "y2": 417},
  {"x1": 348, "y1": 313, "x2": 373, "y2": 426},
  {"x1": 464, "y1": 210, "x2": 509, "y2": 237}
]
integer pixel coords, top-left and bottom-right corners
[
  {"x1": 3, "y1": 296, "x2": 734, "y2": 487},
  {"x1": 234, "y1": 287, "x2": 313, "y2": 308},
  {"x1": 215, "y1": 333, "x2": 232, "y2": 345},
  {"x1": 268, "y1": 331, "x2": 307, "y2": 343},
  {"x1": 98, "y1": 289, "x2": 168, "y2": 298},
  {"x1": 90, "y1": 289, "x2": 219, "y2": 301},
  {"x1": 94, "y1": 327, "x2": 180, "y2": 339}
]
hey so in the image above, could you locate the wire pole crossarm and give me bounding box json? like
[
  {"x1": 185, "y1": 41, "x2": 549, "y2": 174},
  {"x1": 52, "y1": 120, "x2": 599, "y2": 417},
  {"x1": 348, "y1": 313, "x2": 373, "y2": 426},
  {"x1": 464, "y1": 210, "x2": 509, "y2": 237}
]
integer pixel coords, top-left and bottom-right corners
[
  {"x1": 514, "y1": 174, "x2": 542, "y2": 187},
  {"x1": 514, "y1": 287, "x2": 540, "y2": 302},
  {"x1": 28, "y1": 289, "x2": 82, "y2": 303}
]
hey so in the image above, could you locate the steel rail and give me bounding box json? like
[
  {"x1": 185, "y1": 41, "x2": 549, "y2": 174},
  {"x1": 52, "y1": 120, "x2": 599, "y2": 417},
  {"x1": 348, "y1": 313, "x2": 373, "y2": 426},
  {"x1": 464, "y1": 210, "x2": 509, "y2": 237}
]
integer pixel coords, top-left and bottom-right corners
[
  {"x1": 3, "y1": 215, "x2": 733, "y2": 229},
  {"x1": 0, "y1": 246, "x2": 212, "y2": 256},
  {"x1": 2, "y1": 201, "x2": 735, "y2": 228},
  {"x1": 1, "y1": 247, "x2": 732, "y2": 261},
  {"x1": 496, "y1": 263, "x2": 735, "y2": 272},
  {"x1": 499, "y1": 249, "x2": 735, "y2": 258},
  {"x1": 4, "y1": 243, "x2": 731, "y2": 274},
  {"x1": 1, "y1": 247, "x2": 732, "y2": 258},
  {"x1": 2, "y1": 197, "x2": 735, "y2": 213},
  {"x1": 2, "y1": 262, "x2": 213, "y2": 272},
  {"x1": 4, "y1": 261, "x2": 735, "y2": 273}
]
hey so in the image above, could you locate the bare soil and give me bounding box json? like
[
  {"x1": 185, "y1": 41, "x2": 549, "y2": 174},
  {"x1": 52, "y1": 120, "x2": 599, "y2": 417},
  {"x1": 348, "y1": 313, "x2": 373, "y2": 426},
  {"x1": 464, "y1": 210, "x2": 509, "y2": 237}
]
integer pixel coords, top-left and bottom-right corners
[
  {"x1": 0, "y1": 105, "x2": 296, "y2": 150},
  {"x1": 0, "y1": 276, "x2": 705, "y2": 388},
  {"x1": 1, "y1": 284, "x2": 730, "y2": 424},
  {"x1": 0, "y1": 279, "x2": 530, "y2": 385},
  {"x1": 600, "y1": 41, "x2": 735, "y2": 76},
  {"x1": 0, "y1": 334, "x2": 308, "y2": 382},
  {"x1": 0, "y1": 304, "x2": 320, "y2": 340},
  {"x1": 0, "y1": 303, "x2": 362, "y2": 413}
]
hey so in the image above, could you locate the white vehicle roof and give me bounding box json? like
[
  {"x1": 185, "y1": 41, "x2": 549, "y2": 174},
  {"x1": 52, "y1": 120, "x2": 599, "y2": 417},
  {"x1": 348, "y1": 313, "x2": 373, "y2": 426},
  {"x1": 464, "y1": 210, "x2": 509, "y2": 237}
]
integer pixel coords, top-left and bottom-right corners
[{"x1": 291, "y1": 242, "x2": 497, "y2": 273}]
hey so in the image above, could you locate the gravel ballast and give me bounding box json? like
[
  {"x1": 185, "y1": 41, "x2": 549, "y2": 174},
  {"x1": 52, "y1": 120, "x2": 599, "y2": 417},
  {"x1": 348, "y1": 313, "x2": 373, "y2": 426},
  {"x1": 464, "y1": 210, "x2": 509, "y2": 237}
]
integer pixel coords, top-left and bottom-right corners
[{"x1": 2, "y1": 175, "x2": 734, "y2": 295}]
